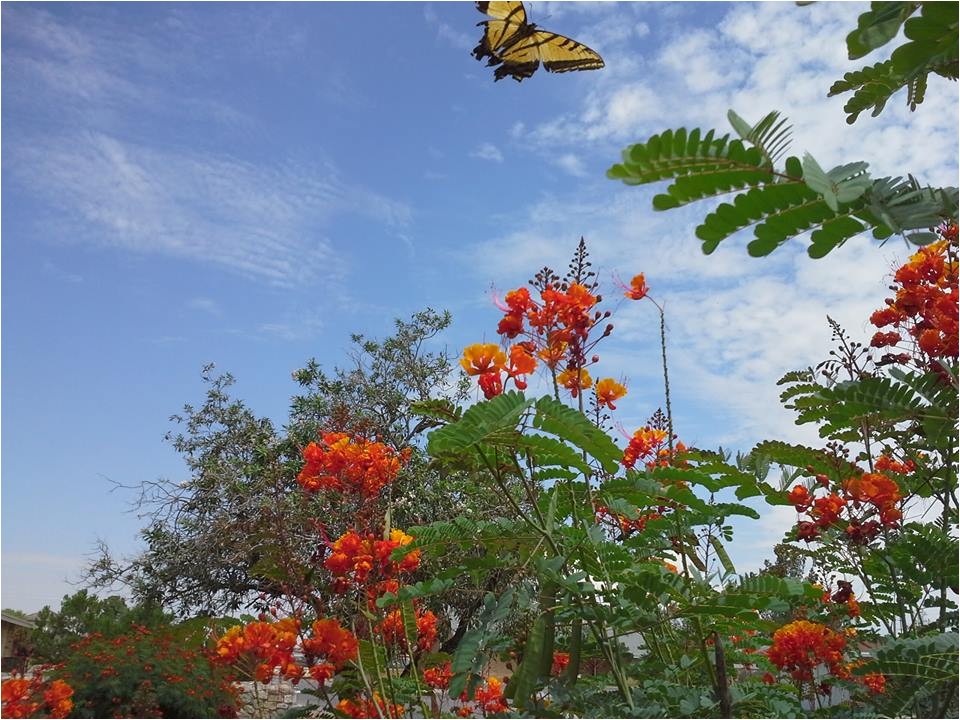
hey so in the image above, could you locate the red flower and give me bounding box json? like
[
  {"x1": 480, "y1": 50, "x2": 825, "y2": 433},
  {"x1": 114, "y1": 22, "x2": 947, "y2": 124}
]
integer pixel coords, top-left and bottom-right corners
[
  {"x1": 551, "y1": 651, "x2": 571, "y2": 676},
  {"x1": 787, "y1": 485, "x2": 813, "y2": 511},
  {"x1": 622, "y1": 273, "x2": 648, "y2": 300},
  {"x1": 423, "y1": 662, "x2": 453, "y2": 689},
  {"x1": 863, "y1": 672, "x2": 886, "y2": 694},
  {"x1": 767, "y1": 620, "x2": 847, "y2": 683}
]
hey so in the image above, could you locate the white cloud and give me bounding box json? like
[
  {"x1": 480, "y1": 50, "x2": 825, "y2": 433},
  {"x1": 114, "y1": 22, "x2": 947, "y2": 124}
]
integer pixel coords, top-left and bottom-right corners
[
  {"x1": 471, "y1": 142, "x2": 504, "y2": 163},
  {"x1": 424, "y1": 4, "x2": 474, "y2": 50},
  {"x1": 515, "y1": 1, "x2": 958, "y2": 191},
  {"x1": 11, "y1": 132, "x2": 409, "y2": 287},
  {"x1": 187, "y1": 297, "x2": 221, "y2": 316},
  {"x1": 658, "y1": 30, "x2": 746, "y2": 94},
  {"x1": 554, "y1": 153, "x2": 588, "y2": 177}
]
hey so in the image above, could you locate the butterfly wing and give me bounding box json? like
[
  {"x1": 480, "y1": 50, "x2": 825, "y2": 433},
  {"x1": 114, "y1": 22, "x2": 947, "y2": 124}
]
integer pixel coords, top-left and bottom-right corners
[
  {"x1": 472, "y1": 1, "x2": 605, "y2": 82},
  {"x1": 496, "y1": 30, "x2": 604, "y2": 81},
  {"x1": 472, "y1": 1, "x2": 528, "y2": 64},
  {"x1": 534, "y1": 31, "x2": 605, "y2": 74}
]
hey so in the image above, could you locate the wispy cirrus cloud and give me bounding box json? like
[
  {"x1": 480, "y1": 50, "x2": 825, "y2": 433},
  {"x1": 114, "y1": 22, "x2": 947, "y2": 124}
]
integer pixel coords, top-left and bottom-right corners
[
  {"x1": 3, "y1": 4, "x2": 410, "y2": 289},
  {"x1": 513, "y1": 2, "x2": 958, "y2": 184},
  {"x1": 424, "y1": 3, "x2": 474, "y2": 50},
  {"x1": 471, "y1": 142, "x2": 505, "y2": 163},
  {"x1": 11, "y1": 133, "x2": 409, "y2": 287}
]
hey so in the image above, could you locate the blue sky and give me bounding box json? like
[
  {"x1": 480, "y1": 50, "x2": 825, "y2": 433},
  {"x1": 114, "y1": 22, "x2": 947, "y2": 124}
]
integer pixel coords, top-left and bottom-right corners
[{"x1": 2, "y1": 1, "x2": 957, "y2": 612}]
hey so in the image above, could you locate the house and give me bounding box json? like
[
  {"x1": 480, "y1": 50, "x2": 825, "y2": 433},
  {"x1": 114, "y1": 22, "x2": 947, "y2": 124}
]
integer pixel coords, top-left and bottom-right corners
[{"x1": 1, "y1": 612, "x2": 36, "y2": 673}]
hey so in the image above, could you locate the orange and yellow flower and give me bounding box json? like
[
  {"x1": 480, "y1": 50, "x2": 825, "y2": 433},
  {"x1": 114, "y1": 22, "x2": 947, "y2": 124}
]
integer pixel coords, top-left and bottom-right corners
[
  {"x1": 623, "y1": 273, "x2": 648, "y2": 300},
  {"x1": 460, "y1": 344, "x2": 507, "y2": 377},
  {"x1": 298, "y1": 433, "x2": 408, "y2": 497},
  {"x1": 557, "y1": 367, "x2": 593, "y2": 397},
  {"x1": 595, "y1": 377, "x2": 627, "y2": 409},
  {"x1": 766, "y1": 619, "x2": 847, "y2": 683}
]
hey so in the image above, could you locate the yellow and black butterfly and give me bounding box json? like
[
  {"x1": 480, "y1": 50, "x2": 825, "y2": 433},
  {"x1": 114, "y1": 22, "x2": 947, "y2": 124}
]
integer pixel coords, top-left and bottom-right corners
[{"x1": 472, "y1": 1, "x2": 605, "y2": 82}]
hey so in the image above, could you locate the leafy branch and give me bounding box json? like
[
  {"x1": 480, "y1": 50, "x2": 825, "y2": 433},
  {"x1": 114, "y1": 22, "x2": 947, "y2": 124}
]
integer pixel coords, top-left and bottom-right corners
[
  {"x1": 828, "y1": 2, "x2": 958, "y2": 124},
  {"x1": 607, "y1": 109, "x2": 958, "y2": 257}
]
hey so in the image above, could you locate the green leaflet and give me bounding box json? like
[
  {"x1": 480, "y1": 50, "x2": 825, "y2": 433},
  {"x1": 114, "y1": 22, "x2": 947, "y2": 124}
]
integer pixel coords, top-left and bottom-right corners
[
  {"x1": 846, "y1": 2, "x2": 919, "y2": 60},
  {"x1": 505, "y1": 615, "x2": 547, "y2": 709},
  {"x1": 375, "y1": 578, "x2": 456, "y2": 608},
  {"x1": 426, "y1": 391, "x2": 531, "y2": 456},
  {"x1": 532, "y1": 395, "x2": 622, "y2": 474},
  {"x1": 829, "y1": 2, "x2": 958, "y2": 123},
  {"x1": 609, "y1": 108, "x2": 957, "y2": 256}
]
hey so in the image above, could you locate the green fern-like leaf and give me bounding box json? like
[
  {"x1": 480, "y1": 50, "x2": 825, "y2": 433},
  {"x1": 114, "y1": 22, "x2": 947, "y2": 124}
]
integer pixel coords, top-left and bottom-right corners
[
  {"x1": 427, "y1": 391, "x2": 531, "y2": 457},
  {"x1": 845, "y1": 2, "x2": 920, "y2": 60},
  {"x1": 749, "y1": 440, "x2": 861, "y2": 481},
  {"x1": 607, "y1": 128, "x2": 774, "y2": 210},
  {"x1": 609, "y1": 108, "x2": 957, "y2": 256},
  {"x1": 862, "y1": 633, "x2": 959, "y2": 717},
  {"x1": 830, "y1": 2, "x2": 958, "y2": 123},
  {"x1": 532, "y1": 395, "x2": 622, "y2": 474},
  {"x1": 817, "y1": 371, "x2": 958, "y2": 448}
]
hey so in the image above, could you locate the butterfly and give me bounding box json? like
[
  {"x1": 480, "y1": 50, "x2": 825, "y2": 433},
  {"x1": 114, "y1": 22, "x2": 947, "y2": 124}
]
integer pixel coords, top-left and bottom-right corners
[{"x1": 472, "y1": 1, "x2": 605, "y2": 82}]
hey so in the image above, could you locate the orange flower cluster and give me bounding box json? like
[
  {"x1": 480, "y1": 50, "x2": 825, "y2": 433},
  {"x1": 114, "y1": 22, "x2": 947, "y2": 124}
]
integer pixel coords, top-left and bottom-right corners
[
  {"x1": 324, "y1": 528, "x2": 421, "y2": 590},
  {"x1": 766, "y1": 620, "x2": 847, "y2": 683},
  {"x1": 621, "y1": 427, "x2": 687, "y2": 470},
  {"x1": 302, "y1": 618, "x2": 360, "y2": 667},
  {"x1": 460, "y1": 342, "x2": 537, "y2": 399},
  {"x1": 214, "y1": 616, "x2": 359, "y2": 687},
  {"x1": 423, "y1": 661, "x2": 453, "y2": 689},
  {"x1": 788, "y1": 465, "x2": 904, "y2": 544},
  {"x1": 337, "y1": 692, "x2": 405, "y2": 718},
  {"x1": 1, "y1": 675, "x2": 73, "y2": 719},
  {"x1": 869, "y1": 223, "x2": 958, "y2": 366},
  {"x1": 863, "y1": 672, "x2": 886, "y2": 694},
  {"x1": 214, "y1": 618, "x2": 303, "y2": 683},
  {"x1": 457, "y1": 676, "x2": 509, "y2": 716},
  {"x1": 874, "y1": 453, "x2": 915, "y2": 475},
  {"x1": 468, "y1": 274, "x2": 617, "y2": 402},
  {"x1": 378, "y1": 607, "x2": 438, "y2": 652},
  {"x1": 297, "y1": 432, "x2": 409, "y2": 497}
]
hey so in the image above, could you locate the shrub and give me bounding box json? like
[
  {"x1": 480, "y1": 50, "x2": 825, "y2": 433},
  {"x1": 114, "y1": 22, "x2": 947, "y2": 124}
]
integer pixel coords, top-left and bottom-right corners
[{"x1": 54, "y1": 625, "x2": 238, "y2": 718}]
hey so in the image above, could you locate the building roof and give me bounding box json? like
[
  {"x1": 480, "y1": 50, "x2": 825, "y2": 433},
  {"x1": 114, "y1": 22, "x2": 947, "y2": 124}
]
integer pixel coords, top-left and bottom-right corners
[{"x1": 0, "y1": 613, "x2": 36, "y2": 629}]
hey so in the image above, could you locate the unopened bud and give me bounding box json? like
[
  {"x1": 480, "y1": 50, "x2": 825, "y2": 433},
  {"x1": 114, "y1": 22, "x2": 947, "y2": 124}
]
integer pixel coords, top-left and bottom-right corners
[{"x1": 591, "y1": 355, "x2": 600, "y2": 363}]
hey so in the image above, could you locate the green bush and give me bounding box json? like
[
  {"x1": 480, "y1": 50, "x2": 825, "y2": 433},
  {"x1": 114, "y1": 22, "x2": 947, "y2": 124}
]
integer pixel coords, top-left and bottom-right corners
[{"x1": 53, "y1": 625, "x2": 238, "y2": 718}]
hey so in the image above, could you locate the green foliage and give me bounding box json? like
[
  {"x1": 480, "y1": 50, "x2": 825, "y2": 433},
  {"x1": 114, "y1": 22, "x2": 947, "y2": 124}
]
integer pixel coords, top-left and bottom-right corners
[
  {"x1": 427, "y1": 391, "x2": 531, "y2": 456},
  {"x1": 54, "y1": 626, "x2": 238, "y2": 718},
  {"x1": 607, "y1": 110, "x2": 958, "y2": 257},
  {"x1": 777, "y1": 365, "x2": 959, "y2": 449},
  {"x1": 533, "y1": 395, "x2": 622, "y2": 474},
  {"x1": 861, "y1": 633, "x2": 959, "y2": 717},
  {"x1": 30, "y1": 590, "x2": 171, "y2": 664},
  {"x1": 829, "y1": 2, "x2": 959, "y2": 123}
]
